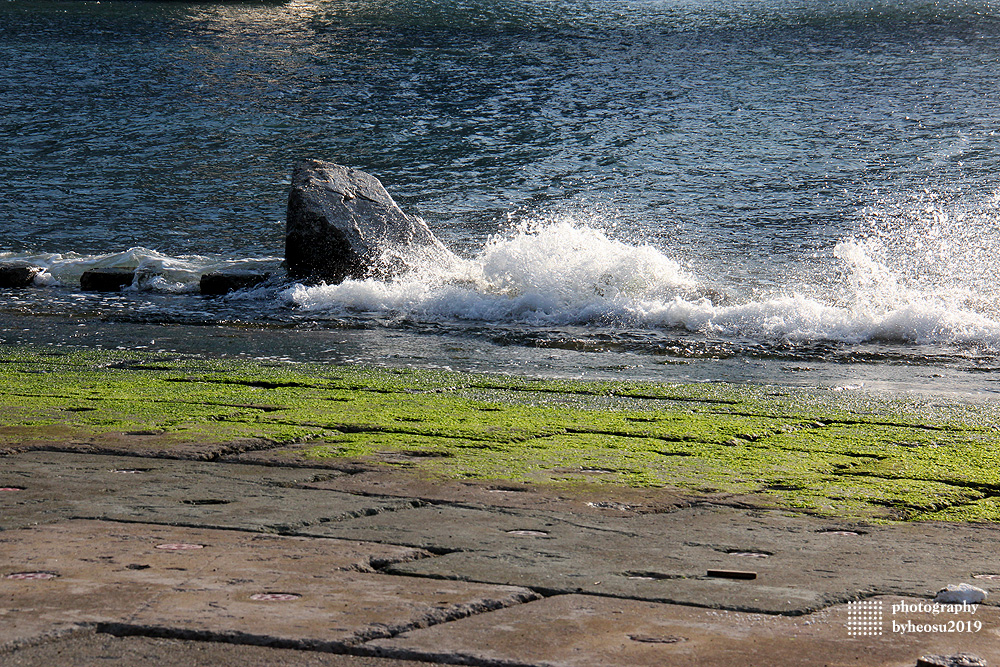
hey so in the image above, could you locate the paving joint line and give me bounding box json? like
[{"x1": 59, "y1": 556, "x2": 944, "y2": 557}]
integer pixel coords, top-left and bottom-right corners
[
  {"x1": 92, "y1": 586, "x2": 543, "y2": 665},
  {"x1": 368, "y1": 566, "x2": 911, "y2": 617},
  {"x1": 0, "y1": 446, "x2": 374, "y2": 476},
  {"x1": 94, "y1": 620, "x2": 539, "y2": 667},
  {"x1": 94, "y1": 623, "x2": 357, "y2": 655},
  {"x1": 63, "y1": 517, "x2": 443, "y2": 565}
]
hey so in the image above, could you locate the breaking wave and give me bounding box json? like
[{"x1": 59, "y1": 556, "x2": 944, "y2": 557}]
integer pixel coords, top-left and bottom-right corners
[
  {"x1": 285, "y1": 216, "x2": 701, "y2": 326},
  {"x1": 284, "y1": 210, "x2": 1000, "y2": 350},
  {"x1": 7, "y1": 198, "x2": 1000, "y2": 352}
]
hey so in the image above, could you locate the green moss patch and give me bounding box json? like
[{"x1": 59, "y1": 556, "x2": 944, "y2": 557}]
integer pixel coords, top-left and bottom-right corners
[{"x1": 2, "y1": 344, "x2": 1000, "y2": 522}]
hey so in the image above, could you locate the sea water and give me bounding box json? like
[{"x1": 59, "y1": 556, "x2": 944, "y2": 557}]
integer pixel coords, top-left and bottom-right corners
[{"x1": 3, "y1": 0, "x2": 1000, "y2": 396}]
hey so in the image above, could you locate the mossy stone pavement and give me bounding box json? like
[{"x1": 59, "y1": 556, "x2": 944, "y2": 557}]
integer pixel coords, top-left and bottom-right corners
[{"x1": 2, "y1": 346, "x2": 1000, "y2": 665}]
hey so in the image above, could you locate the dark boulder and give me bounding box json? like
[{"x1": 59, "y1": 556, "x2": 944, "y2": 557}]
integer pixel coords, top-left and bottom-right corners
[
  {"x1": 200, "y1": 271, "x2": 270, "y2": 295},
  {"x1": 0, "y1": 262, "x2": 43, "y2": 288},
  {"x1": 285, "y1": 160, "x2": 444, "y2": 284},
  {"x1": 80, "y1": 267, "x2": 136, "y2": 292}
]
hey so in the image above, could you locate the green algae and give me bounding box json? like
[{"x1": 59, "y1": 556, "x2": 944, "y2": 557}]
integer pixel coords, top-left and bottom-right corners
[{"x1": 2, "y1": 344, "x2": 1000, "y2": 522}]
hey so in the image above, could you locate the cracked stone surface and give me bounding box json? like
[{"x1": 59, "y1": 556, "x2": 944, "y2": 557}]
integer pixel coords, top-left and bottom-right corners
[
  {"x1": 4, "y1": 450, "x2": 1000, "y2": 664},
  {"x1": 0, "y1": 632, "x2": 446, "y2": 667},
  {"x1": 127, "y1": 573, "x2": 538, "y2": 649},
  {"x1": 0, "y1": 451, "x2": 414, "y2": 532},
  {"x1": 0, "y1": 520, "x2": 536, "y2": 650},
  {"x1": 253, "y1": 464, "x2": 694, "y2": 516},
  {"x1": 369, "y1": 593, "x2": 1000, "y2": 667},
  {"x1": 307, "y1": 504, "x2": 1000, "y2": 613}
]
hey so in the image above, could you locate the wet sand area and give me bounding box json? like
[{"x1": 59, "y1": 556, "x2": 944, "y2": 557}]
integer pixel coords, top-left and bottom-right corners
[{"x1": 2, "y1": 346, "x2": 1000, "y2": 665}]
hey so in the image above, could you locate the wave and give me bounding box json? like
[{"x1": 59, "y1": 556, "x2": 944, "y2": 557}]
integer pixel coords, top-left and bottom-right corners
[
  {"x1": 7, "y1": 203, "x2": 1000, "y2": 351},
  {"x1": 285, "y1": 216, "x2": 700, "y2": 322},
  {"x1": 284, "y1": 212, "x2": 1000, "y2": 349}
]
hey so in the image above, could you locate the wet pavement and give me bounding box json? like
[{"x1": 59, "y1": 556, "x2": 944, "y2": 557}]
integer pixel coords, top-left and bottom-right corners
[{"x1": 2, "y1": 450, "x2": 998, "y2": 666}]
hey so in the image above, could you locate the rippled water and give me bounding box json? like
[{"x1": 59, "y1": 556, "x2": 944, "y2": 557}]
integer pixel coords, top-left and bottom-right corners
[{"x1": 4, "y1": 0, "x2": 1000, "y2": 395}]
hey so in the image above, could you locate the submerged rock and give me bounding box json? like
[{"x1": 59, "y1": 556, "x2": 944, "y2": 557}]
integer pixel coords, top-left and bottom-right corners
[
  {"x1": 200, "y1": 271, "x2": 270, "y2": 295},
  {"x1": 80, "y1": 267, "x2": 136, "y2": 292},
  {"x1": 0, "y1": 262, "x2": 42, "y2": 288},
  {"x1": 285, "y1": 159, "x2": 444, "y2": 284}
]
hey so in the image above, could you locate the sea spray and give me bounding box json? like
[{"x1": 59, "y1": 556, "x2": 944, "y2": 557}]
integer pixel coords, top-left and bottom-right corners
[
  {"x1": 826, "y1": 192, "x2": 1000, "y2": 345},
  {"x1": 283, "y1": 216, "x2": 701, "y2": 325},
  {"x1": 6, "y1": 205, "x2": 1000, "y2": 351},
  {"x1": 848, "y1": 191, "x2": 1000, "y2": 312},
  {"x1": 283, "y1": 213, "x2": 1000, "y2": 348}
]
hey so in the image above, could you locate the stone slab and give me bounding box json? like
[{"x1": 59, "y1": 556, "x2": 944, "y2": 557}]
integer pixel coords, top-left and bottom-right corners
[
  {"x1": 0, "y1": 520, "x2": 535, "y2": 651},
  {"x1": 307, "y1": 504, "x2": 1000, "y2": 613},
  {"x1": 128, "y1": 570, "x2": 537, "y2": 648},
  {"x1": 79, "y1": 267, "x2": 136, "y2": 292},
  {"x1": 370, "y1": 593, "x2": 1000, "y2": 667},
  {"x1": 285, "y1": 466, "x2": 691, "y2": 516},
  {"x1": 0, "y1": 520, "x2": 421, "y2": 647},
  {"x1": 1, "y1": 632, "x2": 443, "y2": 667},
  {"x1": 0, "y1": 262, "x2": 42, "y2": 288},
  {"x1": 0, "y1": 451, "x2": 414, "y2": 532}
]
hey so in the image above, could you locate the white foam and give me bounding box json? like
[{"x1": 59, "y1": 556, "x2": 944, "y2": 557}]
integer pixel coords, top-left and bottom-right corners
[
  {"x1": 284, "y1": 216, "x2": 699, "y2": 325},
  {"x1": 8, "y1": 204, "x2": 1000, "y2": 351},
  {"x1": 283, "y1": 212, "x2": 1000, "y2": 349}
]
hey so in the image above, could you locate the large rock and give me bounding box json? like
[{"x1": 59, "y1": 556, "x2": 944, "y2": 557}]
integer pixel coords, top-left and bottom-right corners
[{"x1": 285, "y1": 160, "x2": 444, "y2": 284}]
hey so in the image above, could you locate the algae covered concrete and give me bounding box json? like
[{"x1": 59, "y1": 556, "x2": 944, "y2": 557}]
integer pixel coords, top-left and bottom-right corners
[
  {"x1": 3, "y1": 412, "x2": 999, "y2": 665},
  {"x1": 2, "y1": 344, "x2": 1000, "y2": 522}
]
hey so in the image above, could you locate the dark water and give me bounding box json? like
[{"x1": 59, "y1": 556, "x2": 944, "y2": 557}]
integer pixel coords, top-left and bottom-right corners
[{"x1": 4, "y1": 0, "x2": 1000, "y2": 396}]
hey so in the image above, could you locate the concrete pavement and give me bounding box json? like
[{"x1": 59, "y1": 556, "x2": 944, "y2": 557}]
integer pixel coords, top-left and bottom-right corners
[{"x1": 2, "y1": 450, "x2": 998, "y2": 666}]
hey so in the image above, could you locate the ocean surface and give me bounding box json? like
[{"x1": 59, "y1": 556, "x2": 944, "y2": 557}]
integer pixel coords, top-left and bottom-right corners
[{"x1": 4, "y1": 0, "x2": 1000, "y2": 396}]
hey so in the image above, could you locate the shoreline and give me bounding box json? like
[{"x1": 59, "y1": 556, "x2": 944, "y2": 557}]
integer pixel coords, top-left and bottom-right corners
[
  {"x1": 3, "y1": 343, "x2": 999, "y2": 523},
  {"x1": 3, "y1": 305, "x2": 999, "y2": 400}
]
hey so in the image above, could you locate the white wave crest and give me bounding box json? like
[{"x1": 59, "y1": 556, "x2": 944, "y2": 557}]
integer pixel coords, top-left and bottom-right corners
[
  {"x1": 284, "y1": 213, "x2": 1000, "y2": 348},
  {"x1": 284, "y1": 216, "x2": 700, "y2": 325},
  {"x1": 9, "y1": 207, "x2": 1000, "y2": 349}
]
